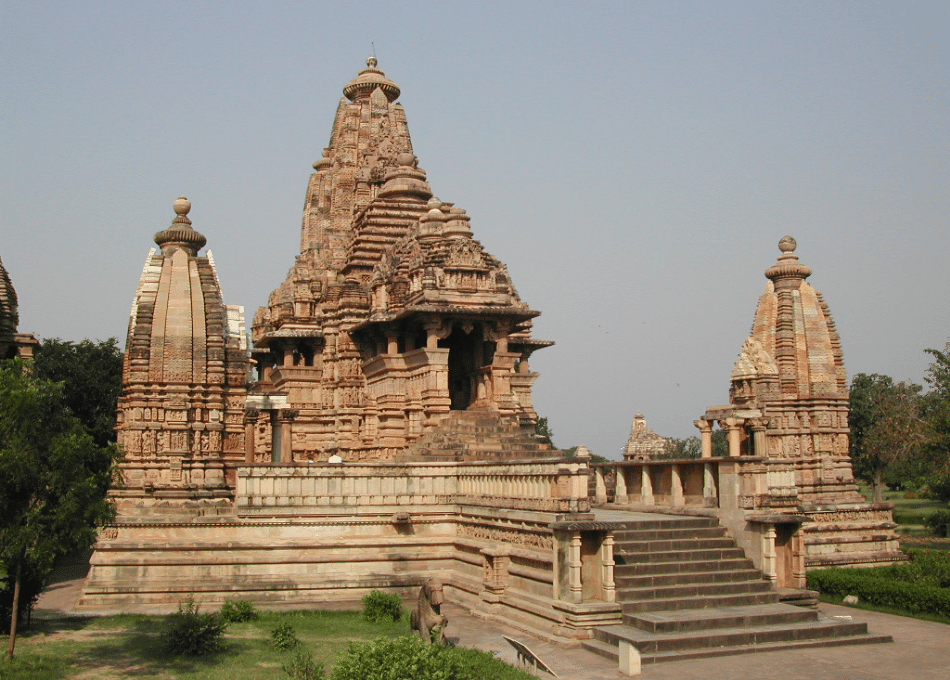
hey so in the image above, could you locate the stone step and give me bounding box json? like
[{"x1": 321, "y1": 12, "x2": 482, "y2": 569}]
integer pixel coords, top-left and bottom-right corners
[
  {"x1": 615, "y1": 568, "x2": 765, "y2": 589},
  {"x1": 621, "y1": 590, "x2": 780, "y2": 614},
  {"x1": 617, "y1": 579, "x2": 773, "y2": 603},
  {"x1": 614, "y1": 557, "x2": 756, "y2": 577},
  {"x1": 613, "y1": 526, "x2": 726, "y2": 542},
  {"x1": 617, "y1": 547, "x2": 748, "y2": 564},
  {"x1": 615, "y1": 537, "x2": 737, "y2": 553},
  {"x1": 623, "y1": 603, "x2": 818, "y2": 634},
  {"x1": 584, "y1": 622, "x2": 892, "y2": 664},
  {"x1": 612, "y1": 517, "x2": 719, "y2": 532}
]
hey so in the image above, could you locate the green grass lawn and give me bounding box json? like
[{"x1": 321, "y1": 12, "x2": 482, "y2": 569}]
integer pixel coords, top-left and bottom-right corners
[
  {"x1": 3, "y1": 609, "x2": 412, "y2": 680},
  {"x1": 3, "y1": 606, "x2": 537, "y2": 680}
]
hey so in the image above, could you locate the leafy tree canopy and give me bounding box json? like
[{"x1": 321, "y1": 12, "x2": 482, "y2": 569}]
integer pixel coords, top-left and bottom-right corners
[
  {"x1": 849, "y1": 373, "x2": 930, "y2": 502},
  {"x1": 33, "y1": 337, "x2": 123, "y2": 448},
  {"x1": 0, "y1": 359, "x2": 118, "y2": 657}
]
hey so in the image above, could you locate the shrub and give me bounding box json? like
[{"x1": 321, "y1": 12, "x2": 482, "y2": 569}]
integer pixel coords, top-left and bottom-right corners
[
  {"x1": 283, "y1": 649, "x2": 326, "y2": 680},
  {"x1": 220, "y1": 598, "x2": 258, "y2": 622},
  {"x1": 331, "y1": 635, "x2": 458, "y2": 680},
  {"x1": 923, "y1": 508, "x2": 950, "y2": 538},
  {"x1": 361, "y1": 590, "x2": 403, "y2": 623},
  {"x1": 330, "y1": 636, "x2": 536, "y2": 680},
  {"x1": 272, "y1": 621, "x2": 300, "y2": 651},
  {"x1": 162, "y1": 597, "x2": 228, "y2": 656},
  {"x1": 807, "y1": 561, "x2": 950, "y2": 618},
  {"x1": 925, "y1": 472, "x2": 950, "y2": 503}
]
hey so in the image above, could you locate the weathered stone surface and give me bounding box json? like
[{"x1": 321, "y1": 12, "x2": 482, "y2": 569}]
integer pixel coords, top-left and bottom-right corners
[
  {"x1": 249, "y1": 59, "x2": 553, "y2": 462},
  {"x1": 698, "y1": 237, "x2": 901, "y2": 569},
  {"x1": 114, "y1": 198, "x2": 249, "y2": 497}
]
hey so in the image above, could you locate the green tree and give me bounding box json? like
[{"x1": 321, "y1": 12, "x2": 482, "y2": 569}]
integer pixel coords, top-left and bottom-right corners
[
  {"x1": 33, "y1": 338, "x2": 123, "y2": 448},
  {"x1": 534, "y1": 416, "x2": 554, "y2": 447},
  {"x1": 923, "y1": 340, "x2": 950, "y2": 502},
  {"x1": 659, "y1": 436, "x2": 702, "y2": 460},
  {"x1": 0, "y1": 360, "x2": 118, "y2": 658},
  {"x1": 849, "y1": 373, "x2": 929, "y2": 502}
]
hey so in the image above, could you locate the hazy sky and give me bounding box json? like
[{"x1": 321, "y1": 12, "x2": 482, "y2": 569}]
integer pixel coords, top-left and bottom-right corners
[{"x1": 2, "y1": 1, "x2": 948, "y2": 459}]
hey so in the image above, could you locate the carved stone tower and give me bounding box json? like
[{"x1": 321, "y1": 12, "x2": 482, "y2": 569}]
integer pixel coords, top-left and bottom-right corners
[
  {"x1": 699, "y1": 237, "x2": 901, "y2": 567},
  {"x1": 115, "y1": 197, "x2": 249, "y2": 500},
  {"x1": 250, "y1": 59, "x2": 552, "y2": 462},
  {"x1": 0, "y1": 255, "x2": 38, "y2": 361}
]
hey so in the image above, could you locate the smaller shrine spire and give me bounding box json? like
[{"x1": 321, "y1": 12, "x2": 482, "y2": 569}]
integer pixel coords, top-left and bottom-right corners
[
  {"x1": 765, "y1": 235, "x2": 812, "y2": 290},
  {"x1": 154, "y1": 196, "x2": 207, "y2": 256},
  {"x1": 342, "y1": 57, "x2": 401, "y2": 102}
]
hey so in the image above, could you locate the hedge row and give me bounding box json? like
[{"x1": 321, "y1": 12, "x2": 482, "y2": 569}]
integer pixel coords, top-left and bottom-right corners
[{"x1": 807, "y1": 568, "x2": 950, "y2": 618}]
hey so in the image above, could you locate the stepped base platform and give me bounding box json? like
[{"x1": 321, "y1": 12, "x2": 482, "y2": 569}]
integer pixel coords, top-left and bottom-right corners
[{"x1": 583, "y1": 509, "x2": 893, "y2": 671}]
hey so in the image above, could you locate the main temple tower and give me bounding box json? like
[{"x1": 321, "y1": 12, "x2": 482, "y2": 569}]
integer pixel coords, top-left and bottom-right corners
[{"x1": 250, "y1": 59, "x2": 551, "y2": 462}]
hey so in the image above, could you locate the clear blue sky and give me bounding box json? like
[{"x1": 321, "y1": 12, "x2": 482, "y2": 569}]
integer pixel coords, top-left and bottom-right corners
[{"x1": 2, "y1": 1, "x2": 948, "y2": 458}]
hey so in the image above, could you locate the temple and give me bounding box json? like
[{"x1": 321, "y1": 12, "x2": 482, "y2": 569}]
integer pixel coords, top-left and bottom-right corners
[
  {"x1": 0, "y1": 256, "x2": 38, "y2": 361},
  {"x1": 622, "y1": 411, "x2": 669, "y2": 460},
  {"x1": 695, "y1": 236, "x2": 902, "y2": 569},
  {"x1": 247, "y1": 57, "x2": 551, "y2": 464},
  {"x1": 113, "y1": 197, "x2": 250, "y2": 498},
  {"x1": 75, "y1": 62, "x2": 898, "y2": 671}
]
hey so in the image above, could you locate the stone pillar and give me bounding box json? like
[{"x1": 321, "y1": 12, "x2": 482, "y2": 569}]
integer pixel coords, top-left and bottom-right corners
[
  {"x1": 671, "y1": 465, "x2": 684, "y2": 507},
  {"x1": 385, "y1": 331, "x2": 398, "y2": 355},
  {"x1": 703, "y1": 462, "x2": 718, "y2": 506},
  {"x1": 424, "y1": 321, "x2": 441, "y2": 349},
  {"x1": 601, "y1": 533, "x2": 616, "y2": 603},
  {"x1": 641, "y1": 467, "x2": 654, "y2": 506},
  {"x1": 594, "y1": 467, "x2": 608, "y2": 504},
  {"x1": 244, "y1": 409, "x2": 259, "y2": 464},
  {"x1": 283, "y1": 345, "x2": 294, "y2": 367},
  {"x1": 694, "y1": 419, "x2": 713, "y2": 458},
  {"x1": 275, "y1": 409, "x2": 297, "y2": 463},
  {"x1": 569, "y1": 533, "x2": 583, "y2": 604},
  {"x1": 722, "y1": 417, "x2": 745, "y2": 457},
  {"x1": 614, "y1": 466, "x2": 628, "y2": 504},
  {"x1": 749, "y1": 417, "x2": 768, "y2": 457}
]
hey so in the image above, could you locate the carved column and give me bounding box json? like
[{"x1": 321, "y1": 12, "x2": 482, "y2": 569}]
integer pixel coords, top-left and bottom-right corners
[
  {"x1": 721, "y1": 417, "x2": 745, "y2": 457},
  {"x1": 275, "y1": 409, "x2": 298, "y2": 463},
  {"x1": 244, "y1": 409, "x2": 259, "y2": 464},
  {"x1": 569, "y1": 533, "x2": 583, "y2": 604},
  {"x1": 601, "y1": 533, "x2": 616, "y2": 603},
  {"x1": 694, "y1": 419, "x2": 713, "y2": 458},
  {"x1": 749, "y1": 417, "x2": 769, "y2": 457}
]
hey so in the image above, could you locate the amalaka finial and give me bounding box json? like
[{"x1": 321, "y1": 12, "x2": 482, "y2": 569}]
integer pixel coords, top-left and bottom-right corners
[
  {"x1": 155, "y1": 195, "x2": 206, "y2": 255},
  {"x1": 778, "y1": 235, "x2": 797, "y2": 253},
  {"x1": 367, "y1": 56, "x2": 378, "y2": 68},
  {"x1": 766, "y1": 235, "x2": 811, "y2": 288},
  {"x1": 174, "y1": 196, "x2": 192, "y2": 216}
]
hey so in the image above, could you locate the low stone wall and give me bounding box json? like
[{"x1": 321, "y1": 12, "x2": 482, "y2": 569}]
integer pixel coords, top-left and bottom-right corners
[{"x1": 79, "y1": 459, "x2": 596, "y2": 640}]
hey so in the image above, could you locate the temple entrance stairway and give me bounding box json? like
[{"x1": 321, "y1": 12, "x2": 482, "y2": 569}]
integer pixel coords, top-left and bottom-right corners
[
  {"x1": 399, "y1": 411, "x2": 553, "y2": 461},
  {"x1": 581, "y1": 513, "x2": 891, "y2": 666}
]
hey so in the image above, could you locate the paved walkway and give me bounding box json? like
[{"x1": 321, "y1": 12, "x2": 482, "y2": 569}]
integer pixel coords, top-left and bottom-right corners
[{"x1": 36, "y1": 573, "x2": 950, "y2": 679}]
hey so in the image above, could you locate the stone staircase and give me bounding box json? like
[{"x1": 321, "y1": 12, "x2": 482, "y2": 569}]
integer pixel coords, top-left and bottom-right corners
[
  {"x1": 582, "y1": 515, "x2": 891, "y2": 666},
  {"x1": 399, "y1": 411, "x2": 554, "y2": 461}
]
